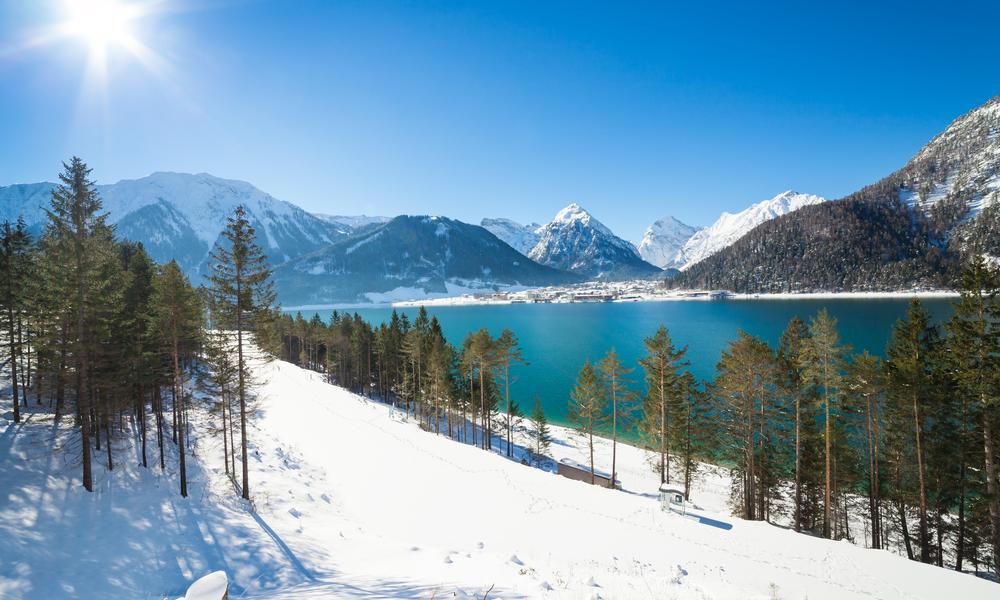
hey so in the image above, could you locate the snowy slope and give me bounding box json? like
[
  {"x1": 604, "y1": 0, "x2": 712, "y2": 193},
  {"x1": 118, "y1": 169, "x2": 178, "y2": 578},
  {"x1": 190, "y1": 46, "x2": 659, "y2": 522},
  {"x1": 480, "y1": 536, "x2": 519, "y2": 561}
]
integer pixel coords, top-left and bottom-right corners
[
  {"x1": 637, "y1": 216, "x2": 700, "y2": 269},
  {"x1": 676, "y1": 190, "x2": 826, "y2": 270},
  {"x1": 0, "y1": 172, "x2": 348, "y2": 280},
  {"x1": 480, "y1": 217, "x2": 543, "y2": 255},
  {"x1": 896, "y1": 95, "x2": 1000, "y2": 219},
  {"x1": 2, "y1": 347, "x2": 996, "y2": 599},
  {"x1": 528, "y1": 203, "x2": 662, "y2": 279}
]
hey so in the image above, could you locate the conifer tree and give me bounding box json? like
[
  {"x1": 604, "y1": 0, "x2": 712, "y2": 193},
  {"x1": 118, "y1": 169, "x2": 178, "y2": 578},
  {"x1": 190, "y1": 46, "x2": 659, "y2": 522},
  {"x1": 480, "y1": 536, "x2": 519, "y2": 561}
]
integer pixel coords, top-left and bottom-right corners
[
  {"x1": 638, "y1": 326, "x2": 688, "y2": 484},
  {"x1": 151, "y1": 260, "x2": 202, "y2": 497},
  {"x1": 599, "y1": 348, "x2": 633, "y2": 488},
  {"x1": 845, "y1": 351, "x2": 886, "y2": 549},
  {"x1": 776, "y1": 316, "x2": 811, "y2": 531},
  {"x1": 569, "y1": 360, "x2": 605, "y2": 484},
  {"x1": 714, "y1": 330, "x2": 775, "y2": 520},
  {"x1": 495, "y1": 328, "x2": 526, "y2": 457},
  {"x1": 885, "y1": 299, "x2": 939, "y2": 560},
  {"x1": 799, "y1": 309, "x2": 849, "y2": 538},
  {"x1": 44, "y1": 157, "x2": 113, "y2": 492},
  {"x1": 0, "y1": 219, "x2": 32, "y2": 423},
  {"x1": 530, "y1": 396, "x2": 552, "y2": 464},
  {"x1": 946, "y1": 256, "x2": 1000, "y2": 577},
  {"x1": 208, "y1": 205, "x2": 276, "y2": 500}
]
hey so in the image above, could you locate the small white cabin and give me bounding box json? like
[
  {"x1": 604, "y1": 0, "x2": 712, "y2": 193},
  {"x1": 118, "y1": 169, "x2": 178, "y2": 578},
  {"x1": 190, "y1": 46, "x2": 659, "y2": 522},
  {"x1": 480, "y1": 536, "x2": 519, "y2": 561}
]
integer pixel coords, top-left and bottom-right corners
[{"x1": 659, "y1": 484, "x2": 686, "y2": 514}]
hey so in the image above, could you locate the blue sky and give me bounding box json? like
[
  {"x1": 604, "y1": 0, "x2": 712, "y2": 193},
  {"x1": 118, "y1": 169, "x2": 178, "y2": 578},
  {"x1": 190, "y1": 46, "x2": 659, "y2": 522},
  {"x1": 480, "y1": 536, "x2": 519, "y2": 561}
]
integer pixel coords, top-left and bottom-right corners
[{"x1": 1, "y1": 0, "x2": 998, "y2": 242}]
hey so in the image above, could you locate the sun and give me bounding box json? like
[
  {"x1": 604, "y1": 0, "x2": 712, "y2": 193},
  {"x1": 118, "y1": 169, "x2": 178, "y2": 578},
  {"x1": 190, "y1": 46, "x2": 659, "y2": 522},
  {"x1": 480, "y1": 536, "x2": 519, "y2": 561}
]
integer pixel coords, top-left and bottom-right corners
[{"x1": 62, "y1": 0, "x2": 140, "y2": 53}]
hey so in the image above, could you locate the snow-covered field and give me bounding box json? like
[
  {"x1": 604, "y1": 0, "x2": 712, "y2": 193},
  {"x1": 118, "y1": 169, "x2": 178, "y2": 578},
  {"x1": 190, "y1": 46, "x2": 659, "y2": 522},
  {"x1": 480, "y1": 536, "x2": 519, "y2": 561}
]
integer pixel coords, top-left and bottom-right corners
[{"x1": 1, "y1": 348, "x2": 995, "y2": 599}]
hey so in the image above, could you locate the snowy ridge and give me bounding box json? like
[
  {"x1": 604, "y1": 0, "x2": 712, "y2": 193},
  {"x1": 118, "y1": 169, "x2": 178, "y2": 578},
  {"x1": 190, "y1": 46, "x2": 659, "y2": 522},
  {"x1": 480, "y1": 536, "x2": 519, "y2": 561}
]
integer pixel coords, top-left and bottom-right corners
[
  {"x1": 480, "y1": 217, "x2": 543, "y2": 255},
  {"x1": 676, "y1": 190, "x2": 826, "y2": 270},
  {"x1": 637, "y1": 216, "x2": 700, "y2": 269},
  {"x1": 897, "y1": 95, "x2": 1000, "y2": 220},
  {"x1": 312, "y1": 214, "x2": 390, "y2": 231}
]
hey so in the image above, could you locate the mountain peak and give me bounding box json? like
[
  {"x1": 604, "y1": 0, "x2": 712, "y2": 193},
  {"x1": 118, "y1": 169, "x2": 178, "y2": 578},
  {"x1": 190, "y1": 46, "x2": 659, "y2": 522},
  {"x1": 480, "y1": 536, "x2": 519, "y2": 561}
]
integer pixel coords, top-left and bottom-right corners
[
  {"x1": 552, "y1": 203, "x2": 591, "y2": 224},
  {"x1": 530, "y1": 204, "x2": 660, "y2": 279}
]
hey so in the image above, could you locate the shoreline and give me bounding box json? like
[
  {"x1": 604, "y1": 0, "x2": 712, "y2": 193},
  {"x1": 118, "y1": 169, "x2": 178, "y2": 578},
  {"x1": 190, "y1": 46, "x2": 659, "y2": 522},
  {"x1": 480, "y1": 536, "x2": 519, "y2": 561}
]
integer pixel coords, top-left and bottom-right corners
[{"x1": 282, "y1": 288, "x2": 960, "y2": 311}]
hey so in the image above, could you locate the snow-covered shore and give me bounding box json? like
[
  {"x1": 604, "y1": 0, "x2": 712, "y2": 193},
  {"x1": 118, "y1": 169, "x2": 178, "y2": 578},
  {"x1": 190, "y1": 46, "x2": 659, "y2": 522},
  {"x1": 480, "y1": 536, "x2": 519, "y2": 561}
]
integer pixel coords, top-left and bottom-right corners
[
  {"x1": 284, "y1": 288, "x2": 960, "y2": 311},
  {"x1": 2, "y1": 347, "x2": 995, "y2": 599}
]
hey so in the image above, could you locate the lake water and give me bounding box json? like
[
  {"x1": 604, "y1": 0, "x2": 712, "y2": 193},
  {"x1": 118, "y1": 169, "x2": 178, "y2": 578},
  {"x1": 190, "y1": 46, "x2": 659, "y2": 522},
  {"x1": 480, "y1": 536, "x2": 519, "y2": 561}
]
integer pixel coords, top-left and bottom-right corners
[{"x1": 291, "y1": 298, "x2": 955, "y2": 427}]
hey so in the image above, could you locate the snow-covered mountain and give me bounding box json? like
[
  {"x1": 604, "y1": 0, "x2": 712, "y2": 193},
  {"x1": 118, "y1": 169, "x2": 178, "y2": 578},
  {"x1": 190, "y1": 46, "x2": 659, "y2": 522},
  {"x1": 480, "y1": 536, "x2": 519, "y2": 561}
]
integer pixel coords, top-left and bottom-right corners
[
  {"x1": 636, "y1": 216, "x2": 700, "y2": 269},
  {"x1": 275, "y1": 215, "x2": 580, "y2": 305},
  {"x1": 0, "y1": 172, "x2": 349, "y2": 281},
  {"x1": 480, "y1": 217, "x2": 543, "y2": 255},
  {"x1": 674, "y1": 190, "x2": 826, "y2": 270},
  {"x1": 527, "y1": 203, "x2": 662, "y2": 279}
]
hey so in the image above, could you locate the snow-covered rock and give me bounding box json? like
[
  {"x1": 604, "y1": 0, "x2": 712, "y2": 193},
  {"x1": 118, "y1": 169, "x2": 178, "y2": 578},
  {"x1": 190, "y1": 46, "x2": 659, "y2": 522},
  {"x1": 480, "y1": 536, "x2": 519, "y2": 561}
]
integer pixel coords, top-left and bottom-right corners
[
  {"x1": 480, "y1": 217, "x2": 543, "y2": 255},
  {"x1": 177, "y1": 571, "x2": 228, "y2": 600},
  {"x1": 676, "y1": 190, "x2": 826, "y2": 270},
  {"x1": 528, "y1": 203, "x2": 662, "y2": 279},
  {"x1": 636, "y1": 216, "x2": 699, "y2": 269}
]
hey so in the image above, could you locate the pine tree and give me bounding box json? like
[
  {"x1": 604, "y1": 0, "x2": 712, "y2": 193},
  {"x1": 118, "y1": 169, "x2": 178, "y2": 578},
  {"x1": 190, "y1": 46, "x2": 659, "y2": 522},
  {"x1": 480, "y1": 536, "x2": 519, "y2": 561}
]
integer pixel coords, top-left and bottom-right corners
[
  {"x1": 43, "y1": 157, "x2": 113, "y2": 492},
  {"x1": 599, "y1": 348, "x2": 633, "y2": 489},
  {"x1": 638, "y1": 325, "x2": 689, "y2": 484},
  {"x1": 530, "y1": 396, "x2": 552, "y2": 464},
  {"x1": 776, "y1": 316, "x2": 811, "y2": 531},
  {"x1": 714, "y1": 330, "x2": 775, "y2": 520},
  {"x1": 885, "y1": 299, "x2": 939, "y2": 560},
  {"x1": 799, "y1": 309, "x2": 849, "y2": 538},
  {"x1": 208, "y1": 205, "x2": 276, "y2": 500},
  {"x1": 569, "y1": 360, "x2": 605, "y2": 484},
  {"x1": 495, "y1": 328, "x2": 526, "y2": 457},
  {"x1": 0, "y1": 219, "x2": 32, "y2": 424},
  {"x1": 946, "y1": 256, "x2": 1000, "y2": 577},
  {"x1": 845, "y1": 351, "x2": 886, "y2": 549},
  {"x1": 151, "y1": 260, "x2": 202, "y2": 497}
]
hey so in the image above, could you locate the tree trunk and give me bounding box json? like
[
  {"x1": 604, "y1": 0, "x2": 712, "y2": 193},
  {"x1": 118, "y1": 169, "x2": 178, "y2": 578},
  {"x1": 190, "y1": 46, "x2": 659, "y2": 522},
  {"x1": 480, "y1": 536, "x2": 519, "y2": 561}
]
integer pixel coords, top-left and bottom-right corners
[
  {"x1": 794, "y1": 391, "x2": 801, "y2": 532},
  {"x1": 155, "y1": 386, "x2": 165, "y2": 470},
  {"x1": 7, "y1": 303, "x2": 19, "y2": 424},
  {"x1": 982, "y1": 410, "x2": 1000, "y2": 579},
  {"x1": 913, "y1": 392, "x2": 929, "y2": 562}
]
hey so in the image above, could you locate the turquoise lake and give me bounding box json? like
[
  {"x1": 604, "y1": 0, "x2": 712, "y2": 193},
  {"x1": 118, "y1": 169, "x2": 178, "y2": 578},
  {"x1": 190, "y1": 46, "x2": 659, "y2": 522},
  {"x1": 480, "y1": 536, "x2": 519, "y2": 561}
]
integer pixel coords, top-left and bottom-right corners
[{"x1": 291, "y1": 298, "x2": 955, "y2": 427}]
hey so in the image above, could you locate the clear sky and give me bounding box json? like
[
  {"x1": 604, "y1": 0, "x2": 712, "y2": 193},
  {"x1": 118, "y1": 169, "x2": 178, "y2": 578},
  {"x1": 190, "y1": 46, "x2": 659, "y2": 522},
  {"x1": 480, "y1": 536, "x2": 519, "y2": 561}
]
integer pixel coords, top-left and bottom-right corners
[{"x1": 1, "y1": 0, "x2": 998, "y2": 242}]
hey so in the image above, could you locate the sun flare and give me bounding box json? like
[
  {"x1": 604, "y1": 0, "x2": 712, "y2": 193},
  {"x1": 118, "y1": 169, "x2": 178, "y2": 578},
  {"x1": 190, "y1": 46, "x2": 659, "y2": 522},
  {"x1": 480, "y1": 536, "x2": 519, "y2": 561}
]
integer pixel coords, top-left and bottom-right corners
[{"x1": 62, "y1": 0, "x2": 140, "y2": 52}]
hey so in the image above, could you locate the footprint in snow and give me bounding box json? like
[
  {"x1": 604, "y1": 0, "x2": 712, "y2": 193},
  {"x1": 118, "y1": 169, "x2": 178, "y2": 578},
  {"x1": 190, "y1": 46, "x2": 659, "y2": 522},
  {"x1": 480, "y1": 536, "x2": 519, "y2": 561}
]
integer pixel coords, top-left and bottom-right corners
[
  {"x1": 476, "y1": 541, "x2": 485, "y2": 550},
  {"x1": 509, "y1": 554, "x2": 524, "y2": 566},
  {"x1": 410, "y1": 546, "x2": 420, "y2": 552},
  {"x1": 586, "y1": 576, "x2": 599, "y2": 587},
  {"x1": 443, "y1": 555, "x2": 453, "y2": 564},
  {"x1": 539, "y1": 581, "x2": 553, "y2": 591},
  {"x1": 320, "y1": 493, "x2": 332, "y2": 503},
  {"x1": 288, "y1": 508, "x2": 302, "y2": 519}
]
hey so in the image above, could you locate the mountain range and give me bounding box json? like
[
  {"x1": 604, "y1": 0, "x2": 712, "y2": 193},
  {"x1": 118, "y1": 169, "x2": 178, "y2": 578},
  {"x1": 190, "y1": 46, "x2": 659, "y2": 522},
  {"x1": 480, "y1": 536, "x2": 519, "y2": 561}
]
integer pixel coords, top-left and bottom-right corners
[
  {"x1": 670, "y1": 95, "x2": 1000, "y2": 293},
  {"x1": 2, "y1": 95, "x2": 997, "y2": 302},
  {"x1": 484, "y1": 205, "x2": 662, "y2": 279},
  {"x1": 0, "y1": 172, "x2": 350, "y2": 279},
  {"x1": 274, "y1": 216, "x2": 580, "y2": 305},
  {"x1": 638, "y1": 191, "x2": 827, "y2": 270}
]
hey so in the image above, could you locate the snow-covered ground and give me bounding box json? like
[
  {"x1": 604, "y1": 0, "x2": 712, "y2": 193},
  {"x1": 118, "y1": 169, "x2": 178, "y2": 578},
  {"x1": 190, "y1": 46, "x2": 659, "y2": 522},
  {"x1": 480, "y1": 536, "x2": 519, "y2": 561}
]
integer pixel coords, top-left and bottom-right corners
[{"x1": 1, "y1": 347, "x2": 995, "y2": 599}]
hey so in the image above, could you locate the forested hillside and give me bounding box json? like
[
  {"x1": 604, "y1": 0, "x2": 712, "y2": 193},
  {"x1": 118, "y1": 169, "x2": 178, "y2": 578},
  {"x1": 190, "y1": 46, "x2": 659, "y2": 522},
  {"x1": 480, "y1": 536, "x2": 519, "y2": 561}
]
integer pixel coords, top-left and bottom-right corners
[{"x1": 670, "y1": 96, "x2": 1000, "y2": 292}]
